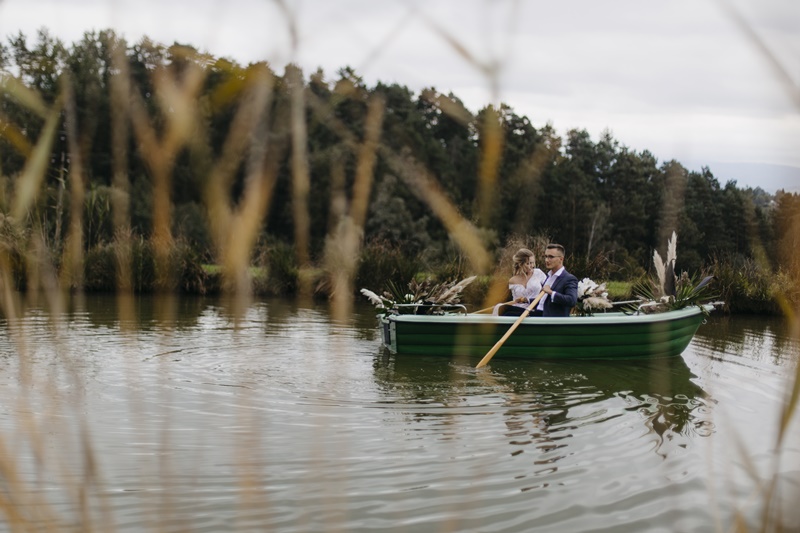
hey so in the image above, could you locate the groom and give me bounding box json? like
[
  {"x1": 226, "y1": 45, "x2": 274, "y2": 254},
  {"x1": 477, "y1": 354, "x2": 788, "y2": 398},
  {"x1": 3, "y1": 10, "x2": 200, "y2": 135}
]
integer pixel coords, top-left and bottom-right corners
[{"x1": 533, "y1": 243, "x2": 578, "y2": 317}]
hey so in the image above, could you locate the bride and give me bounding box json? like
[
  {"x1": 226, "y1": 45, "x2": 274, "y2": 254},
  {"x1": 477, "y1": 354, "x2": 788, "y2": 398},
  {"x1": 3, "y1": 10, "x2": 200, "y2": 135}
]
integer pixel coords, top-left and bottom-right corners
[{"x1": 493, "y1": 248, "x2": 547, "y2": 316}]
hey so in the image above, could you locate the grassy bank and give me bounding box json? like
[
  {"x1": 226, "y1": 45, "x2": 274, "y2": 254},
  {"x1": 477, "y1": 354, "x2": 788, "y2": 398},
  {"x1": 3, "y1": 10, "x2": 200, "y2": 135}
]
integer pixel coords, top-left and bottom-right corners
[{"x1": 2, "y1": 234, "x2": 795, "y2": 315}]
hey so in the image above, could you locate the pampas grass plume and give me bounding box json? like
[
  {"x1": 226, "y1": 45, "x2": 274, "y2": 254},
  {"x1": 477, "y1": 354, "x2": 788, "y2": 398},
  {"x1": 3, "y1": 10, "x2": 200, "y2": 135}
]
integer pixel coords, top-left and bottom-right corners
[
  {"x1": 653, "y1": 250, "x2": 666, "y2": 295},
  {"x1": 360, "y1": 288, "x2": 385, "y2": 307},
  {"x1": 434, "y1": 275, "x2": 477, "y2": 304}
]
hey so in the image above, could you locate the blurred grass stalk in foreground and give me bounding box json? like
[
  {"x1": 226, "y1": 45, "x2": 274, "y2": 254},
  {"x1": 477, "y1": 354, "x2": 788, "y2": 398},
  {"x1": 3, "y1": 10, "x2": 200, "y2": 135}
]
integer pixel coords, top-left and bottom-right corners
[{"x1": 0, "y1": 0, "x2": 796, "y2": 530}]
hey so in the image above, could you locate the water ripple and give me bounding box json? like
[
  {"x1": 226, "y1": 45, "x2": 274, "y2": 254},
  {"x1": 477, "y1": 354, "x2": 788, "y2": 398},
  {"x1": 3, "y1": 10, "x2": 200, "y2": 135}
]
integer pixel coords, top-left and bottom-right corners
[{"x1": 0, "y1": 296, "x2": 797, "y2": 531}]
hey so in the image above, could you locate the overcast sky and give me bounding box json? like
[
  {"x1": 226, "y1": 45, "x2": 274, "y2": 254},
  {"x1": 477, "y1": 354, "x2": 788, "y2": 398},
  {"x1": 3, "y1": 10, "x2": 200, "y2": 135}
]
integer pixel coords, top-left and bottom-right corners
[{"x1": 1, "y1": 0, "x2": 798, "y2": 191}]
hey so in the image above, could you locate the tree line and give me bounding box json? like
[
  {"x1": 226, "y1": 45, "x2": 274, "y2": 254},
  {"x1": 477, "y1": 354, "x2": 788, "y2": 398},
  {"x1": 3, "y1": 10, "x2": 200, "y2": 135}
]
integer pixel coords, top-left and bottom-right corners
[{"x1": 0, "y1": 29, "x2": 798, "y2": 294}]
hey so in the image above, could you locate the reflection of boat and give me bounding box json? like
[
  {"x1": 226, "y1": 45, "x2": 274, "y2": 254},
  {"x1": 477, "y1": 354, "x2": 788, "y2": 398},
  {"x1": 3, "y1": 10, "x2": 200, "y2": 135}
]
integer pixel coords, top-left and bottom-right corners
[
  {"x1": 381, "y1": 352, "x2": 706, "y2": 406},
  {"x1": 380, "y1": 305, "x2": 714, "y2": 359},
  {"x1": 377, "y1": 352, "x2": 711, "y2": 457}
]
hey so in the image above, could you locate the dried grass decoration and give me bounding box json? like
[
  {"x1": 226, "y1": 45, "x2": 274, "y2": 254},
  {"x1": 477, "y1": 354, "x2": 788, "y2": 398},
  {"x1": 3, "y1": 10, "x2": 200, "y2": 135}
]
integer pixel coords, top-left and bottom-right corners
[
  {"x1": 361, "y1": 276, "x2": 477, "y2": 315},
  {"x1": 575, "y1": 278, "x2": 613, "y2": 316}
]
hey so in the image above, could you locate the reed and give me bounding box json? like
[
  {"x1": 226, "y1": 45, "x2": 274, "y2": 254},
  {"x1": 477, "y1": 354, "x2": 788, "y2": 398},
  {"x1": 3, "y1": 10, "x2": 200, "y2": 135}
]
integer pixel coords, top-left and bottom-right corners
[
  {"x1": 711, "y1": 253, "x2": 784, "y2": 314},
  {"x1": 0, "y1": 2, "x2": 797, "y2": 531}
]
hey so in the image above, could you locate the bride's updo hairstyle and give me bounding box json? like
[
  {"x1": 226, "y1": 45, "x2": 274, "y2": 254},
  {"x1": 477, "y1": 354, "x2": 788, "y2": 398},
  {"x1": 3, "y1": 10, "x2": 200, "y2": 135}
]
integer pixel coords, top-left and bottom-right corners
[{"x1": 511, "y1": 248, "x2": 535, "y2": 277}]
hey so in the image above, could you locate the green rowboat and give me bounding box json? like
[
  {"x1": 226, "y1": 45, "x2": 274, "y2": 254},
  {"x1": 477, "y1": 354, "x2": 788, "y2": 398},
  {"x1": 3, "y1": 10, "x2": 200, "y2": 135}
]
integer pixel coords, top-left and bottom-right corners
[{"x1": 380, "y1": 304, "x2": 714, "y2": 359}]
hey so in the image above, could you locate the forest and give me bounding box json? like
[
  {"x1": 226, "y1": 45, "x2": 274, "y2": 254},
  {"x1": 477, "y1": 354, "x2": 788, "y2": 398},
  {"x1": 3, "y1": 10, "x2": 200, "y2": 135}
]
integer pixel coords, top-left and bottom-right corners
[{"x1": 1, "y1": 29, "x2": 798, "y2": 312}]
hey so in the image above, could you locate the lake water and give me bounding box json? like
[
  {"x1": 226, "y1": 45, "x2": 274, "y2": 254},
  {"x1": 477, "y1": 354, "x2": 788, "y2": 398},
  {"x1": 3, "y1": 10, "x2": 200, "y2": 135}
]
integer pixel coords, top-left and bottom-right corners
[{"x1": 0, "y1": 294, "x2": 798, "y2": 532}]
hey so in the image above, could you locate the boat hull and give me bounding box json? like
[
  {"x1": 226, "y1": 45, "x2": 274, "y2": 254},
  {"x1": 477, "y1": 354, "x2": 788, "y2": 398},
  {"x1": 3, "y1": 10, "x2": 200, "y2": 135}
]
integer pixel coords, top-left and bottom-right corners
[{"x1": 381, "y1": 305, "x2": 711, "y2": 359}]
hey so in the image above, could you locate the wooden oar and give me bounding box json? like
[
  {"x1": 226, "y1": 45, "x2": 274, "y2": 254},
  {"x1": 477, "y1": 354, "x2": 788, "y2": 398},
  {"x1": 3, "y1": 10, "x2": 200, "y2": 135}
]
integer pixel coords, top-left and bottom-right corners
[
  {"x1": 476, "y1": 290, "x2": 545, "y2": 368},
  {"x1": 472, "y1": 300, "x2": 514, "y2": 314}
]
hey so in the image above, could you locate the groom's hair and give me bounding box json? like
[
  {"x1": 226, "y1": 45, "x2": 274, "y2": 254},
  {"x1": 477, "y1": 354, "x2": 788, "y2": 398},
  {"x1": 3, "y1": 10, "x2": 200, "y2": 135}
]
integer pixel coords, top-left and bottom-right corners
[{"x1": 545, "y1": 243, "x2": 565, "y2": 256}]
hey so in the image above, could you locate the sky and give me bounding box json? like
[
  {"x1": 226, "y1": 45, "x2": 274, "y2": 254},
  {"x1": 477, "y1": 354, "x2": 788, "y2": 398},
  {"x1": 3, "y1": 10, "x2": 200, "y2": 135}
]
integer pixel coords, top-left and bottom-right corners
[{"x1": 1, "y1": 0, "x2": 798, "y2": 191}]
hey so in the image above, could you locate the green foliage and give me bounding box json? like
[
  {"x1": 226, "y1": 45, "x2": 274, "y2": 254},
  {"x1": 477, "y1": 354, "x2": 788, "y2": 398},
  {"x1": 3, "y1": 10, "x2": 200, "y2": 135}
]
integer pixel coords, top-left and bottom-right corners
[
  {"x1": 1, "y1": 28, "x2": 798, "y2": 312},
  {"x1": 0, "y1": 214, "x2": 28, "y2": 288},
  {"x1": 630, "y1": 272, "x2": 717, "y2": 315},
  {"x1": 673, "y1": 272, "x2": 717, "y2": 309},
  {"x1": 567, "y1": 250, "x2": 615, "y2": 282},
  {"x1": 611, "y1": 249, "x2": 648, "y2": 282},
  {"x1": 604, "y1": 281, "x2": 633, "y2": 301},
  {"x1": 771, "y1": 270, "x2": 800, "y2": 310},
  {"x1": 83, "y1": 242, "x2": 116, "y2": 291},
  {"x1": 260, "y1": 240, "x2": 298, "y2": 295},
  {"x1": 173, "y1": 202, "x2": 212, "y2": 259},
  {"x1": 84, "y1": 185, "x2": 114, "y2": 248},
  {"x1": 129, "y1": 174, "x2": 153, "y2": 236},
  {"x1": 365, "y1": 174, "x2": 433, "y2": 255},
  {"x1": 355, "y1": 239, "x2": 422, "y2": 298},
  {"x1": 428, "y1": 238, "x2": 484, "y2": 282},
  {"x1": 171, "y1": 240, "x2": 209, "y2": 294},
  {"x1": 710, "y1": 254, "x2": 782, "y2": 314},
  {"x1": 627, "y1": 232, "x2": 718, "y2": 315},
  {"x1": 128, "y1": 238, "x2": 156, "y2": 292},
  {"x1": 84, "y1": 237, "x2": 209, "y2": 293}
]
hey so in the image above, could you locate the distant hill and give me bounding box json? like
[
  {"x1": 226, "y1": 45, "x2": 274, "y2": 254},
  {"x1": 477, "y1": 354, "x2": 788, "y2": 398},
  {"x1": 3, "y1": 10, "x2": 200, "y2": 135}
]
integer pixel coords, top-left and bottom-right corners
[{"x1": 684, "y1": 161, "x2": 800, "y2": 193}]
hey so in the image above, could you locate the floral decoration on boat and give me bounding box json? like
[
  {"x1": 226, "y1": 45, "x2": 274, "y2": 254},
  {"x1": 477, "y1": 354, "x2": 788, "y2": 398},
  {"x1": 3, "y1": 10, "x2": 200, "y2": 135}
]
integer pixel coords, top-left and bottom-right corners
[
  {"x1": 574, "y1": 278, "x2": 613, "y2": 316},
  {"x1": 629, "y1": 231, "x2": 718, "y2": 315},
  {"x1": 361, "y1": 276, "x2": 477, "y2": 315}
]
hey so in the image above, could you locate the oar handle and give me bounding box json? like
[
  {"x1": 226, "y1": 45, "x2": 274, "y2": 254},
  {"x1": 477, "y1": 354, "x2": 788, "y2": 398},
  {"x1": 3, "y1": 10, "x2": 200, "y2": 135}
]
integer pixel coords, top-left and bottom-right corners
[
  {"x1": 476, "y1": 290, "x2": 546, "y2": 368},
  {"x1": 471, "y1": 300, "x2": 514, "y2": 314}
]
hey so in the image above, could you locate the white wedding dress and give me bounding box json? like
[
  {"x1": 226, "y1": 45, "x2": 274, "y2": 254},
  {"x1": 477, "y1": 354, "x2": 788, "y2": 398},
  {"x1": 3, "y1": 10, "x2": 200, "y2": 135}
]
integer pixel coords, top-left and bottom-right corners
[{"x1": 492, "y1": 268, "x2": 547, "y2": 315}]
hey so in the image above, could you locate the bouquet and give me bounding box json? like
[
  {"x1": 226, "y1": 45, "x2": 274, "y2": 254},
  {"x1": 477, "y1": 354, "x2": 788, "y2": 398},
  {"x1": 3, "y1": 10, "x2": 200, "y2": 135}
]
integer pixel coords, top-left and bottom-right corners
[{"x1": 574, "y1": 278, "x2": 613, "y2": 316}]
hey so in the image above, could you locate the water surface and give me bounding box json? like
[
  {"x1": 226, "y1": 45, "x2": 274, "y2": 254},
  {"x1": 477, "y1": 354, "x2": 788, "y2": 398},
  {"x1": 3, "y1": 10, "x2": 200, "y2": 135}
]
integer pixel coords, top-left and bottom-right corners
[{"x1": 0, "y1": 295, "x2": 798, "y2": 532}]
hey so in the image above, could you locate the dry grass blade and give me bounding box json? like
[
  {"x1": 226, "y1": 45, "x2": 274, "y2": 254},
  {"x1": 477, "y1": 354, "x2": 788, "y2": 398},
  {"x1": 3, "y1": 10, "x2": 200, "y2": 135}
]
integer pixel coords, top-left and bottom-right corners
[
  {"x1": 777, "y1": 357, "x2": 800, "y2": 447},
  {"x1": 381, "y1": 147, "x2": 492, "y2": 274},
  {"x1": 715, "y1": 2, "x2": 800, "y2": 528},
  {"x1": 108, "y1": 37, "x2": 132, "y2": 231},
  {"x1": 376, "y1": 4, "x2": 532, "y2": 268},
  {"x1": 202, "y1": 64, "x2": 276, "y2": 294},
  {"x1": 715, "y1": 0, "x2": 800, "y2": 111},
  {"x1": 658, "y1": 163, "x2": 686, "y2": 248},
  {"x1": 326, "y1": 95, "x2": 386, "y2": 319},
  {"x1": 0, "y1": 435, "x2": 35, "y2": 531},
  {"x1": 421, "y1": 12, "x2": 494, "y2": 80},
  {"x1": 0, "y1": 73, "x2": 49, "y2": 118},
  {"x1": 309, "y1": 76, "x2": 492, "y2": 280},
  {"x1": 11, "y1": 102, "x2": 61, "y2": 220},
  {"x1": 419, "y1": 8, "x2": 511, "y2": 225},
  {"x1": 60, "y1": 74, "x2": 86, "y2": 290},
  {"x1": 0, "y1": 113, "x2": 33, "y2": 155},
  {"x1": 717, "y1": 0, "x2": 800, "y2": 463},
  {"x1": 288, "y1": 65, "x2": 312, "y2": 293},
  {"x1": 478, "y1": 107, "x2": 503, "y2": 223},
  {"x1": 223, "y1": 73, "x2": 280, "y2": 294},
  {"x1": 128, "y1": 49, "x2": 207, "y2": 288},
  {"x1": 351, "y1": 95, "x2": 385, "y2": 230},
  {"x1": 506, "y1": 134, "x2": 555, "y2": 240},
  {"x1": 420, "y1": 90, "x2": 474, "y2": 127},
  {"x1": 107, "y1": 38, "x2": 135, "y2": 307}
]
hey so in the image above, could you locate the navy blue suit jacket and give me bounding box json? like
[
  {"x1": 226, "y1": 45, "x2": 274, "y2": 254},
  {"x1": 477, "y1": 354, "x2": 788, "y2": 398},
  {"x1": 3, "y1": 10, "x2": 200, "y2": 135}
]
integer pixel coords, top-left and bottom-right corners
[{"x1": 542, "y1": 269, "x2": 578, "y2": 317}]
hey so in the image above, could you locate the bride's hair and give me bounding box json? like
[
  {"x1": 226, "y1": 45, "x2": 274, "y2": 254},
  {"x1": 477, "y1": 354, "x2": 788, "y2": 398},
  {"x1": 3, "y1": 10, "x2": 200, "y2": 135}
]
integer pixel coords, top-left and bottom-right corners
[{"x1": 512, "y1": 248, "x2": 534, "y2": 277}]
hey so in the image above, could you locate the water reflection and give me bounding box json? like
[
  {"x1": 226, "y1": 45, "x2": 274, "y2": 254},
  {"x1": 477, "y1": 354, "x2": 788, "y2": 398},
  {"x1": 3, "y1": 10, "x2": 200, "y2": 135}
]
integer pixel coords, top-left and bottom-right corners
[
  {"x1": 375, "y1": 353, "x2": 713, "y2": 468},
  {"x1": 695, "y1": 314, "x2": 800, "y2": 366},
  {"x1": 1, "y1": 294, "x2": 795, "y2": 531}
]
